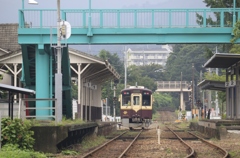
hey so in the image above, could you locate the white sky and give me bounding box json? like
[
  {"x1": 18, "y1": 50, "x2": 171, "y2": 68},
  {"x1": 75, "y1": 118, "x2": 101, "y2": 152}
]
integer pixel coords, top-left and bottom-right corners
[{"x1": 0, "y1": 0, "x2": 207, "y2": 23}]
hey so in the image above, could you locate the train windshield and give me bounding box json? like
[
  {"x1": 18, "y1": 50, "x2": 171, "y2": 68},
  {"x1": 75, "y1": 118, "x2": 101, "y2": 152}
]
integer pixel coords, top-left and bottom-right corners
[
  {"x1": 122, "y1": 95, "x2": 130, "y2": 106},
  {"x1": 142, "y1": 91, "x2": 151, "y2": 106}
]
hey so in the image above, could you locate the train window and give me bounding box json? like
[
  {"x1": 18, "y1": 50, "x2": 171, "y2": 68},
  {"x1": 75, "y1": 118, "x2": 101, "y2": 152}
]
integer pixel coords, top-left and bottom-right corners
[
  {"x1": 133, "y1": 96, "x2": 140, "y2": 105},
  {"x1": 122, "y1": 96, "x2": 130, "y2": 106},
  {"x1": 142, "y1": 95, "x2": 151, "y2": 106}
]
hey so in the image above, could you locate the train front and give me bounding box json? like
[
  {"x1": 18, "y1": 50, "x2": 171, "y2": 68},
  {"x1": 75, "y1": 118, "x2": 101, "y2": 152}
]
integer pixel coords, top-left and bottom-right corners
[{"x1": 120, "y1": 86, "x2": 152, "y2": 129}]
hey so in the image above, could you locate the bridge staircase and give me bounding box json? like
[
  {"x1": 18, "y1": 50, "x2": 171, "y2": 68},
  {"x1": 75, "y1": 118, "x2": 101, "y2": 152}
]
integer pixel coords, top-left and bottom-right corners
[{"x1": 20, "y1": 44, "x2": 72, "y2": 118}]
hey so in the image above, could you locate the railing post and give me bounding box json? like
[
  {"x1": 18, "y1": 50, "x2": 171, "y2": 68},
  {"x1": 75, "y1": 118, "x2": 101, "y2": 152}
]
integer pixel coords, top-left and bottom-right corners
[
  {"x1": 220, "y1": 10, "x2": 224, "y2": 27},
  {"x1": 186, "y1": 10, "x2": 189, "y2": 27},
  {"x1": 87, "y1": 0, "x2": 93, "y2": 36},
  {"x1": 152, "y1": 10, "x2": 154, "y2": 28},
  {"x1": 61, "y1": 10, "x2": 66, "y2": 21},
  {"x1": 83, "y1": 11, "x2": 86, "y2": 28},
  {"x1": 169, "y1": 10, "x2": 172, "y2": 27},
  {"x1": 203, "y1": 9, "x2": 206, "y2": 27},
  {"x1": 100, "y1": 10, "x2": 103, "y2": 28},
  {"x1": 134, "y1": 10, "x2": 137, "y2": 28},
  {"x1": 117, "y1": 10, "x2": 120, "y2": 28},
  {"x1": 40, "y1": 10, "x2": 43, "y2": 28},
  {"x1": 19, "y1": 10, "x2": 24, "y2": 28}
]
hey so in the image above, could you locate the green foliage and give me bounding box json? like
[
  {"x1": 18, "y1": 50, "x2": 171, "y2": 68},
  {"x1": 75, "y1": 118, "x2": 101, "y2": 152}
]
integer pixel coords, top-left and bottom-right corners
[
  {"x1": 204, "y1": 71, "x2": 225, "y2": 81},
  {"x1": 165, "y1": 44, "x2": 208, "y2": 82},
  {"x1": 152, "y1": 92, "x2": 174, "y2": 113},
  {"x1": 127, "y1": 64, "x2": 158, "y2": 91},
  {"x1": 81, "y1": 135, "x2": 106, "y2": 150},
  {"x1": 231, "y1": 20, "x2": 240, "y2": 44},
  {"x1": 204, "y1": 70, "x2": 226, "y2": 114},
  {"x1": 0, "y1": 144, "x2": 47, "y2": 158},
  {"x1": 61, "y1": 150, "x2": 78, "y2": 156},
  {"x1": 98, "y1": 49, "x2": 124, "y2": 75},
  {"x1": 1, "y1": 118, "x2": 35, "y2": 150},
  {"x1": 229, "y1": 44, "x2": 240, "y2": 54},
  {"x1": 98, "y1": 49, "x2": 124, "y2": 116}
]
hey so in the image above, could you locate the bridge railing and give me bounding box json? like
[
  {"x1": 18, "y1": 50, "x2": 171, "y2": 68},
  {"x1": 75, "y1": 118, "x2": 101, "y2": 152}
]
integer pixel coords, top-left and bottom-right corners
[
  {"x1": 156, "y1": 81, "x2": 190, "y2": 90},
  {"x1": 19, "y1": 8, "x2": 240, "y2": 29}
]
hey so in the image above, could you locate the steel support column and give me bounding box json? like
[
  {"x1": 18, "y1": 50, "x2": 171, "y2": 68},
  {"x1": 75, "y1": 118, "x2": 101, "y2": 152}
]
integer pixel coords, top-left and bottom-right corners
[{"x1": 36, "y1": 46, "x2": 50, "y2": 119}]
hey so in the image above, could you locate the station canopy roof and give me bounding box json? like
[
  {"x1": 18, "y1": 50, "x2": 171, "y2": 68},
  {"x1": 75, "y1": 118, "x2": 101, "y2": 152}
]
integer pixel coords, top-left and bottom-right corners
[
  {"x1": 203, "y1": 53, "x2": 240, "y2": 68},
  {"x1": 197, "y1": 80, "x2": 225, "y2": 92},
  {"x1": 0, "y1": 83, "x2": 35, "y2": 95}
]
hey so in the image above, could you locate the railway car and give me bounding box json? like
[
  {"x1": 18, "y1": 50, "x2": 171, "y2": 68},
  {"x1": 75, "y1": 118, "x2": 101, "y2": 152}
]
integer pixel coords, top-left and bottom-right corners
[{"x1": 119, "y1": 85, "x2": 152, "y2": 129}]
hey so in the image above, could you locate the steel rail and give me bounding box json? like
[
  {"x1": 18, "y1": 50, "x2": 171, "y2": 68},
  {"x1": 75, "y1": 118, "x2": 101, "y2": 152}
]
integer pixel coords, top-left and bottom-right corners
[
  {"x1": 118, "y1": 129, "x2": 143, "y2": 158},
  {"x1": 166, "y1": 126, "x2": 195, "y2": 158},
  {"x1": 82, "y1": 130, "x2": 128, "y2": 158},
  {"x1": 188, "y1": 131, "x2": 229, "y2": 158}
]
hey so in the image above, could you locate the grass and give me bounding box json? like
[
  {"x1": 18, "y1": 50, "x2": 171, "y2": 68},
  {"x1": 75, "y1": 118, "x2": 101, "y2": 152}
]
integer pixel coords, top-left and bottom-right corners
[
  {"x1": 152, "y1": 112, "x2": 160, "y2": 121},
  {"x1": 177, "y1": 121, "x2": 190, "y2": 128},
  {"x1": 28, "y1": 117, "x2": 86, "y2": 126},
  {"x1": 0, "y1": 144, "x2": 47, "y2": 158},
  {"x1": 79, "y1": 135, "x2": 106, "y2": 154},
  {"x1": 229, "y1": 151, "x2": 240, "y2": 157}
]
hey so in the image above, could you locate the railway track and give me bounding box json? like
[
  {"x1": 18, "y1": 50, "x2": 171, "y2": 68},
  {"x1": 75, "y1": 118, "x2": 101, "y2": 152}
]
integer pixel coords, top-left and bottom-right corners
[
  {"x1": 81, "y1": 110, "x2": 230, "y2": 157},
  {"x1": 82, "y1": 129, "x2": 142, "y2": 158},
  {"x1": 166, "y1": 125, "x2": 229, "y2": 158},
  {"x1": 157, "y1": 110, "x2": 229, "y2": 157}
]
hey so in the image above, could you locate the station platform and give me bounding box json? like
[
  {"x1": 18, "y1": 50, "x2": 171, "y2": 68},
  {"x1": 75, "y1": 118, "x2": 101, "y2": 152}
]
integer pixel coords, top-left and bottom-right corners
[
  {"x1": 32, "y1": 121, "x2": 118, "y2": 153},
  {"x1": 190, "y1": 119, "x2": 240, "y2": 139}
]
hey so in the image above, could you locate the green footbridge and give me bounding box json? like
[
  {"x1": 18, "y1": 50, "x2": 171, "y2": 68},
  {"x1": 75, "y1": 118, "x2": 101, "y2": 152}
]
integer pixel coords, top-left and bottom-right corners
[{"x1": 18, "y1": 7, "x2": 240, "y2": 118}]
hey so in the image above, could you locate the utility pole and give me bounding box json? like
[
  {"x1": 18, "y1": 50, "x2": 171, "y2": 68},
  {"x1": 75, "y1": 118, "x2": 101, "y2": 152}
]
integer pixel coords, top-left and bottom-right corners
[
  {"x1": 192, "y1": 63, "x2": 194, "y2": 118},
  {"x1": 180, "y1": 72, "x2": 183, "y2": 111},
  {"x1": 124, "y1": 49, "x2": 127, "y2": 88},
  {"x1": 113, "y1": 84, "x2": 116, "y2": 121},
  {"x1": 112, "y1": 79, "x2": 118, "y2": 122},
  {"x1": 124, "y1": 48, "x2": 130, "y2": 89},
  {"x1": 55, "y1": 0, "x2": 63, "y2": 122}
]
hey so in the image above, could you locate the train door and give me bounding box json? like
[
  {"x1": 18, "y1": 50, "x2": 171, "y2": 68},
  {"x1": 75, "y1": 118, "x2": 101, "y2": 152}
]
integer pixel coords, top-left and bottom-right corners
[{"x1": 131, "y1": 93, "x2": 142, "y2": 122}]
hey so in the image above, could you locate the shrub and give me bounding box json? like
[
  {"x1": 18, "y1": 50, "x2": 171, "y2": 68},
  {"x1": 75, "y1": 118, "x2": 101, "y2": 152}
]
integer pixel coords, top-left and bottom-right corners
[
  {"x1": 0, "y1": 144, "x2": 46, "y2": 158},
  {"x1": 1, "y1": 118, "x2": 34, "y2": 149}
]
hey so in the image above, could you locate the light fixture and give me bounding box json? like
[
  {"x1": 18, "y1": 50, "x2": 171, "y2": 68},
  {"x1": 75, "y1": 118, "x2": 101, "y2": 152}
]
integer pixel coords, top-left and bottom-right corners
[{"x1": 28, "y1": 0, "x2": 38, "y2": 4}]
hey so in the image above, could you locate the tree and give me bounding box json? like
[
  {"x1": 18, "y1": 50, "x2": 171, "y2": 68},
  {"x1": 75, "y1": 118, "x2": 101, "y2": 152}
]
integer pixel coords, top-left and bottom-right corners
[
  {"x1": 127, "y1": 65, "x2": 157, "y2": 91},
  {"x1": 152, "y1": 92, "x2": 174, "y2": 114},
  {"x1": 199, "y1": 0, "x2": 240, "y2": 52},
  {"x1": 98, "y1": 49, "x2": 124, "y2": 116},
  {"x1": 98, "y1": 49, "x2": 124, "y2": 75},
  {"x1": 204, "y1": 70, "x2": 226, "y2": 117}
]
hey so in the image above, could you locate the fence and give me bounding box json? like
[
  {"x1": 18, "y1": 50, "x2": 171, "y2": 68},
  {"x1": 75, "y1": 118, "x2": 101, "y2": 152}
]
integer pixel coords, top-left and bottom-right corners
[{"x1": 18, "y1": 98, "x2": 57, "y2": 124}]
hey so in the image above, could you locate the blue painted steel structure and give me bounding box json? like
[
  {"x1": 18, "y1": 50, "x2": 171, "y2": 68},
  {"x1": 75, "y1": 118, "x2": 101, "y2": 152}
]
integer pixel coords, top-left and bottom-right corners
[
  {"x1": 18, "y1": 8, "x2": 240, "y2": 45},
  {"x1": 18, "y1": 7, "x2": 240, "y2": 119}
]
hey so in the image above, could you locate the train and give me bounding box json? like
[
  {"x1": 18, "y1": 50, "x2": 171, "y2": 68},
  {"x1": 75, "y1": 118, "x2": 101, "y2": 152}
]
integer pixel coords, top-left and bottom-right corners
[{"x1": 119, "y1": 85, "x2": 153, "y2": 129}]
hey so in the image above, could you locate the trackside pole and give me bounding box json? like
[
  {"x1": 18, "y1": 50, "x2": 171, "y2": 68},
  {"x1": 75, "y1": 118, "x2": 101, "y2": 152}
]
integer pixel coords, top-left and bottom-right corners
[
  {"x1": 0, "y1": 112, "x2": 1, "y2": 150},
  {"x1": 157, "y1": 126, "x2": 161, "y2": 145}
]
